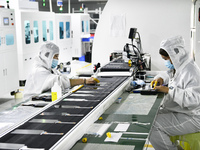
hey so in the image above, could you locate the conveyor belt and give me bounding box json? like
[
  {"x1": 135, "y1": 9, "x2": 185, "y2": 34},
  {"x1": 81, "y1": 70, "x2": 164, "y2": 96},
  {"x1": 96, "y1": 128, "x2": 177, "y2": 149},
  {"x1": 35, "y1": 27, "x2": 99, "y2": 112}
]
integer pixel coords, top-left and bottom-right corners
[
  {"x1": 100, "y1": 58, "x2": 131, "y2": 72},
  {"x1": 0, "y1": 76, "x2": 128, "y2": 150},
  {"x1": 100, "y1": 62, "x2": 131, "y2": 72}
]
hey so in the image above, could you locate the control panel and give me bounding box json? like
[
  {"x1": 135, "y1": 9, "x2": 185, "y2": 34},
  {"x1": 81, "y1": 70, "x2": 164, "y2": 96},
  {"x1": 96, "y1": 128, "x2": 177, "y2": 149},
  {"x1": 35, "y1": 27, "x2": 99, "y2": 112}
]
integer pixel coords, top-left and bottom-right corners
[{"x1": 0, "y1": 9, "x2": 15, "y2": 27}]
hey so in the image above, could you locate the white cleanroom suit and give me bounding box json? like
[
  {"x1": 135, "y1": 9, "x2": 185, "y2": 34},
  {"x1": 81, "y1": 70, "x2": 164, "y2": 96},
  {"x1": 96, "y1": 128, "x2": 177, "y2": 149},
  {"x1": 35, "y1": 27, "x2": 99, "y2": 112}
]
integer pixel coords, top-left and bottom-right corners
[
  {"x1": 24, "y1": 42, "x2": 70, "y2": 100},
  {"x1": 149, "y1": 36, "x2": 200, "y2": 150}
]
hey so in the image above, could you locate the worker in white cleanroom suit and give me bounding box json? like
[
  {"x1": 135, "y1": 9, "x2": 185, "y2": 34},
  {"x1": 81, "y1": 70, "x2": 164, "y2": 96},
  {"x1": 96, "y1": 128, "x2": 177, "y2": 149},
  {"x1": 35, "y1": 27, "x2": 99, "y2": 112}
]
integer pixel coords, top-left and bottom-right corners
[
  {"x1": 149, "y1": 36, "x2": 200, "y2": 150},
  {"x1": 24, "y1": 41, "x2": 96, "y2": 100}
]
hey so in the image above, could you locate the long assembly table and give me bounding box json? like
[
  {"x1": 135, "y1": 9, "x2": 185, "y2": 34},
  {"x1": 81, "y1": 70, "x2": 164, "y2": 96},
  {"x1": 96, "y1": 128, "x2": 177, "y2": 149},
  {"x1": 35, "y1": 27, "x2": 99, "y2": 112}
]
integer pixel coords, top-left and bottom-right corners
[{"x1": 0, "y1": 76, "x2": 132, "y2": 150}]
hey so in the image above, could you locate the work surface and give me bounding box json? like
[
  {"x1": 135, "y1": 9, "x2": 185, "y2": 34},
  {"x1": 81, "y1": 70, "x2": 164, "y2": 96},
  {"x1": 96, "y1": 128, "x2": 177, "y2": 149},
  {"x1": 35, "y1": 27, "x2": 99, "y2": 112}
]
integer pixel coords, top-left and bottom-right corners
[
  {"x1": 71, "y1": 92, "x2": 164, "y2": 150},
  {"x1": 0, "y1": 59, "x2": 165, "y2": 149},
  {"x1": 0, "y1": 76, "x2": 164, "y2": 150},
  {"x1": 0, "y1": 76, "x2": 130, "y2": 149}
]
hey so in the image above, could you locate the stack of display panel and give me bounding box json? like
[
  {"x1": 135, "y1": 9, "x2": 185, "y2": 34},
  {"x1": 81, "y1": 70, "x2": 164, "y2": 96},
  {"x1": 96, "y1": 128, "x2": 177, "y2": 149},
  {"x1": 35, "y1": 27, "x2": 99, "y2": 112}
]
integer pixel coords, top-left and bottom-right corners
[
  {"x1": 100, "y1": 59, "x2": 131, "y2": 72},
  {"x1": 0, "y1": 76, "x2": 128, "y2": 149}
]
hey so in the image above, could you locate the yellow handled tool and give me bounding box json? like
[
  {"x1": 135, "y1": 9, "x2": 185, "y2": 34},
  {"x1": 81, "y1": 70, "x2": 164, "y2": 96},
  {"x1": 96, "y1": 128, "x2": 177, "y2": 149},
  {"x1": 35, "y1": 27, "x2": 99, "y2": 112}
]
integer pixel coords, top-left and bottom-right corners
[
  {"x1": 72, "y1": 85, "x2": 84, "y2": 93},
  {"x1": 93, "y1": 78, "x2": 100, "y2": 83},
  {"x1": 151, "y1": 80, "x2": 158, "y2": 89},
  {"x1": 128, "y1": 60, "x2": 132, "y2": 67}
]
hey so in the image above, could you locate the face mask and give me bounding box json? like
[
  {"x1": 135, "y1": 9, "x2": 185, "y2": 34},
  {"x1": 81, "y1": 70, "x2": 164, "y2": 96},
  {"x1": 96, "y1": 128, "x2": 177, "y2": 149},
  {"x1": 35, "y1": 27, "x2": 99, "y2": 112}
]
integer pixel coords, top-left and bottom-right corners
[
  {"x1": 51, "y1": 59, "x2": 58, "y2": 68},
  {"x1": 165, "y1": 60, "x2": 174, "y2": 69}
]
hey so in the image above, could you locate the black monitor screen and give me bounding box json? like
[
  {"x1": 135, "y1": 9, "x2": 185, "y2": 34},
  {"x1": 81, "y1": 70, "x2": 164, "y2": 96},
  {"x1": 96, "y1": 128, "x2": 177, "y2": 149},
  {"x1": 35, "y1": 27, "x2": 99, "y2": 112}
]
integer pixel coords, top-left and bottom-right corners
[{"x1": 128, "y1": 28, "x2": 137, "y2": 39}]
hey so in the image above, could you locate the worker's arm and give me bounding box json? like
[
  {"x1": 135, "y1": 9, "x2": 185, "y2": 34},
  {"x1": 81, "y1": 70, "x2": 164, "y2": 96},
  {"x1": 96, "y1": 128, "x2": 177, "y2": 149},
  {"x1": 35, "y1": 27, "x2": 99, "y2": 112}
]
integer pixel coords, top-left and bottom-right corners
[
  {"x1": 154, "y1": 71, "x2": 169, "y2": 85},
  {"x1": 70, "y1": 77, "x2": 97, "y2": 87},
  {"x1": 70, "y1": 78, "x2": 84, "y2": 87},
  {"x1": 155, "y1": 85, "x2": 169, "y2": 93}
]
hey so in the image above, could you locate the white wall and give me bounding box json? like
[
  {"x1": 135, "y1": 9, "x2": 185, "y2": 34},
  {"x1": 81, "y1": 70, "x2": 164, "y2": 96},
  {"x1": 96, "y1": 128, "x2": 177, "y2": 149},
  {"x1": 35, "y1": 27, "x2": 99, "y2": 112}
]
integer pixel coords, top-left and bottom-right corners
[
  {"x1": 194, "y1": 0, "x2": 200, "y2": 67},
  {"x1": 92, "y1": 0, "x2": 191, "y2": 71},
  {"x1": 0, "y1": 0, "x2": 7, "y2": 7}
]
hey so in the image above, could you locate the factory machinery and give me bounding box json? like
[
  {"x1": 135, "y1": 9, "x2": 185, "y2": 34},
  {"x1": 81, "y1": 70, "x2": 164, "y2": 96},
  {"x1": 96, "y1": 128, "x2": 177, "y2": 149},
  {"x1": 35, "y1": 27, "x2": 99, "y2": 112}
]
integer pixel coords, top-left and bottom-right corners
[
  {"x1": 99, "y1": 28, "x2": 151, "y2": 78},
  {"x1": 0, "y1": 26, "x2": 150, "y2": 149},
  {"x1": 0, "y1": 76, "x2": 131, "y2": 150}
]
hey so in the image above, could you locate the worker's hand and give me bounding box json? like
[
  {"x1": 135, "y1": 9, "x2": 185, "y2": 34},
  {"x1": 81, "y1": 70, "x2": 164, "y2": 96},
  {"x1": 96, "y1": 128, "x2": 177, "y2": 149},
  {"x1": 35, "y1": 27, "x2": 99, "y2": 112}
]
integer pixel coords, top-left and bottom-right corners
[
  {"x1": 151, "y1": 77, "x2": 164, "y2": 88},
  {"x1": 154, "y1": 85, "x2": 169, "y2": 94},
  {"x1": 85, "y1": 77, "x2": 98, "y2": 85}
]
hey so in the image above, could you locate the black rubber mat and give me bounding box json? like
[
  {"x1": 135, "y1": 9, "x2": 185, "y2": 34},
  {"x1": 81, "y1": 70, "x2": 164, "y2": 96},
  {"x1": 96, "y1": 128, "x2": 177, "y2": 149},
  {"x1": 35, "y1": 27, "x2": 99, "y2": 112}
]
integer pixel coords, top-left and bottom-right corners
[{"x1": 0, "y1": 76, "x2": 128, "y2": 149}]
